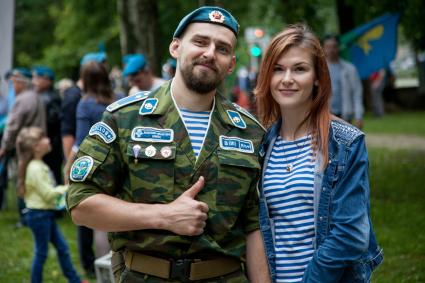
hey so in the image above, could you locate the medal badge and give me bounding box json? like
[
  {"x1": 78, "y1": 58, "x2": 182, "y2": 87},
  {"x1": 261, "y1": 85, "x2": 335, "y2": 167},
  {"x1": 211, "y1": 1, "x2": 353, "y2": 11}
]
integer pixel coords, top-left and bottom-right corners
[{"x1": 145, "y1": 145, "x2": 157, "y2": 157}]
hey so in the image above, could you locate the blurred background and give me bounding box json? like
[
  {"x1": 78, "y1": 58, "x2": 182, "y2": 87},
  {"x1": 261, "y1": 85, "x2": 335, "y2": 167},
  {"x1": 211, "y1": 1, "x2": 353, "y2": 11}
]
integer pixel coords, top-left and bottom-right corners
[{"x1": 0, "y1": 0, "x2": 424, "y2": 282}]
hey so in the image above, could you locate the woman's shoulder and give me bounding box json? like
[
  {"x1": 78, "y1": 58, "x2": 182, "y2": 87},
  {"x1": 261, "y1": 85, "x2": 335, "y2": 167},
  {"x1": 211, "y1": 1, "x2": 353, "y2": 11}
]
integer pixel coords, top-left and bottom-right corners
[{"x1": 330, "y1": 118, "x2": 364, "y2": 147}]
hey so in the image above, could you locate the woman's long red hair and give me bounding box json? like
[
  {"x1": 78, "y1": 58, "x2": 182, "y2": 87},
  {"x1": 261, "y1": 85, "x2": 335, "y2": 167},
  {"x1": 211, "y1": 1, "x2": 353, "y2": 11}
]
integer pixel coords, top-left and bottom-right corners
[{"x1": 254, "y1": 24, "x2": 332, "y2": 168}]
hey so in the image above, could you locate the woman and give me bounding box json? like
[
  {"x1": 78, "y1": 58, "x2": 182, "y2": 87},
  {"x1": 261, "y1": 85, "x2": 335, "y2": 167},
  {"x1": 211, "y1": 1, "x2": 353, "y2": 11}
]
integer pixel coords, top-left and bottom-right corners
[
  {"x1": 254, "y1": 24, "x2": 383, "y2": 282},
  {"x1": 64, "y1": 61, "x2": 122, "y2": 274}
]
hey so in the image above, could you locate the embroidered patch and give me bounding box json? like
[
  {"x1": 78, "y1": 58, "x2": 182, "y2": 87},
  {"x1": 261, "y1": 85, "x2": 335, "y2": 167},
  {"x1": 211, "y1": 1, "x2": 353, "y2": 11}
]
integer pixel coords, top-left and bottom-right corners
[
  {"x1": 219, "y1": 135, "x2": 254, "y2": 153},
  {"x1": 89, "y1": 122, "x2": 116, "y2": 144},
  {"x1": 131, "y1": 127, "x2": 174, "y2": 143},
  {"x1": 106, "y1": 91, "x2": 149, "y2": 112},
  {"x1": 227, "y1": 110, "x2": 246, "y2": 129},
  {"x1": 139, "y1": 98, "x2": 159, "y2": 115},
  {"x1": 70, "y1": 156, "x2": 94, "y2": 182}
]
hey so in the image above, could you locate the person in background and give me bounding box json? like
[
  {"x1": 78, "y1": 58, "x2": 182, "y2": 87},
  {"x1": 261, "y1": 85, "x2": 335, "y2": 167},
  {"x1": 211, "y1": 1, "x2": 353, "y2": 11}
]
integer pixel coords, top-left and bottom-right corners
[
  {"x1": 60, "y1": 52, "x2": 107, "y2": 278},
  {"x1": 16, "y1": 127, "x2": 85, "y2": 283},
  {"x1": 161, "y1": 58, "x2": 177, "y2": 80},
  {"x1": 123, "y1": 53, "x2": 165, "y2": 95},
  {"x1": 322, "y1": 34, "x2": 364, "y2": 129},
  {"x1": 64, "y1": 60, "x2": 125, "y2": 267},
  {"x1": 254, "y1": 24, "x2": 383, "y2": 282},
  {"x1": 32, "y1": 66, "x2": 63, "y2": 185},
  {"x1": 0, "y1": 68, "x2": 46, "y2": 228},
  {"x1": 67, "y1": 6, "x2": 270, "y2": 282},
  {"x1": 56, "y1": 78, "x2": 74, "y2": 100}
]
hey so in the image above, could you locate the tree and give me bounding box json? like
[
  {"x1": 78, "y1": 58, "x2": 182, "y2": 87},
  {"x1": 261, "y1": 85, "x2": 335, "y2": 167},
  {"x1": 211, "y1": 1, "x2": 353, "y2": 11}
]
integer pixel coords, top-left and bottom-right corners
[{"x1": 117, "y1": 0, "x2": 161, "y2": 75}]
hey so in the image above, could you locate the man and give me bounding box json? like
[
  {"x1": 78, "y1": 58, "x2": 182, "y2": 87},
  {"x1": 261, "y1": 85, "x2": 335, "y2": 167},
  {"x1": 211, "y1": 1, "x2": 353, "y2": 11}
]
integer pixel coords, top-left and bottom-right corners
[
  {"x1": 0, "y1": 68, "x2": 46, "y2": 226},
  {"x1": 67, "y1": 6, "x2": 270, "y2": 282},
  {"x1": 123, "y1": 53, "x2": 165, "y2": 95},
  {"x1": 32, "y1": 66, "x2": 63, "y2": 184},
  {"x1": 323, "y1": 35, "x2": 364, "y2": 129}
]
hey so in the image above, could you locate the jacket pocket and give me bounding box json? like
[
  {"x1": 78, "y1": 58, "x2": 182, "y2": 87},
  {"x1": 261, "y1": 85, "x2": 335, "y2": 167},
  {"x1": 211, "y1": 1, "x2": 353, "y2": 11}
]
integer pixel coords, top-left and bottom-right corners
[
  {"x1": 210, "y1": 149, "x2": 260, "y2": 233},
  {"x1": 126, "y1": 142, "x2": 176, "y2": 203}
]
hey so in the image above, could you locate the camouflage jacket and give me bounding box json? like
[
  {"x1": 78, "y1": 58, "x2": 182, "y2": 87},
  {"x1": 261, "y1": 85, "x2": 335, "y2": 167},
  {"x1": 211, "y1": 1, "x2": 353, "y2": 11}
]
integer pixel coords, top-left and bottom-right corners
[{"x1": 67, "y1": 81, "x2": 265, "y2": 260}]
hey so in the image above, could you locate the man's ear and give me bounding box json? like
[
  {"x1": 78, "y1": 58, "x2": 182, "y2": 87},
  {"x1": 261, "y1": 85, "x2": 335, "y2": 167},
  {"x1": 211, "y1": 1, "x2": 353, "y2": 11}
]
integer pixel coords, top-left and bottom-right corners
[
  {"x1": 169, "y1": 38, "x2": 180, "y2": 59},
  {"x1": 227, "y1": 55, "x2": 236, "y2": 75}
]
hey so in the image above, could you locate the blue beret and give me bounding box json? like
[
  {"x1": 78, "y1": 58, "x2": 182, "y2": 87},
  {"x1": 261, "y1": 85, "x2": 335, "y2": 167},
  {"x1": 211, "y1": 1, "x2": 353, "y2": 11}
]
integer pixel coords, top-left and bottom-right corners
[
  {"x1": 80, "y1": 52, "x2": 107, "y2": 66},
  {"x1": 32, "y1": 66, "x2": 55, "y2": 80},
  {"x1": 10, "y1": 68, "x2": 32, "y2": 79},
  {"x1": 173, "y1": 6, "x2": 239, "y2": 38},
  {"x1": 123, "y1": 54, "x2": 146, "y2": 77},
  {"x1": 166, "y1": 58, "x2": 177, "y2": 69},
  {"x1": 122, "y1": 53, "x2": 141, "y2": 65}
]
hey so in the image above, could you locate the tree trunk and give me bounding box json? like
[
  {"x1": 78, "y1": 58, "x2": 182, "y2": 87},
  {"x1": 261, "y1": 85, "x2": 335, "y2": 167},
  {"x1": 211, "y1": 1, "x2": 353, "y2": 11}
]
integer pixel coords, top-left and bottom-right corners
[
  {"x1": 117, "y1": 0, "x2": 161, "y2": 75},
  {"x1": 336, "y1": 0, "x2": 355, "y2": 34}
]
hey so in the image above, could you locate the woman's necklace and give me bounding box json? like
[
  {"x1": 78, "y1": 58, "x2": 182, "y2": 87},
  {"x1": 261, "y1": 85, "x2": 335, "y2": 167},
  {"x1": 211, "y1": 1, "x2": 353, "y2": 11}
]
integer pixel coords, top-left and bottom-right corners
[{"x1": 282, "y1": 135, "x2": 310, "y2": 172}]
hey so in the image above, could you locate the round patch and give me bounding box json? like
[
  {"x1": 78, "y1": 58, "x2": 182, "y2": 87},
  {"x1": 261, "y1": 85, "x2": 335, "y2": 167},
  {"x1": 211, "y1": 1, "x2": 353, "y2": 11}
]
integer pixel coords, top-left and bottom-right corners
[
  {"x1": 145, "y1": 145, "x2": 157, "y2": 157},
  {"x1": 70, "y1": 156, "x2": 94, "y2": 182},
  {"x1": 144, "y1": 103, "x2": 153, "y2": 110},
  {"x1": 232, "y1": 116, "x2": 241, "y2": 123},
  {"x1": 160, "y1": 146, "x2": 172, "y2": 158}
]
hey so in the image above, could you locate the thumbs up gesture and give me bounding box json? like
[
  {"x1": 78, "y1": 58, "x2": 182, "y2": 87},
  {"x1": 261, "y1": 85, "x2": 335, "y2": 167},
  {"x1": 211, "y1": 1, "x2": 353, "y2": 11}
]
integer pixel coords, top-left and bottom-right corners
[{"x1": 162, "y1": 176, "x2": 209, "y2": 236}]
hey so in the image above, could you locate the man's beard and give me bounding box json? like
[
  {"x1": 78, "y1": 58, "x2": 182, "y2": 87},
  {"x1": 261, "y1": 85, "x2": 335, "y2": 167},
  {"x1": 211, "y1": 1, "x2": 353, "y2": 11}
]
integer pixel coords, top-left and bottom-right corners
[{"x1": 180, "y1": 58, "x2": 225, "y2": 94}]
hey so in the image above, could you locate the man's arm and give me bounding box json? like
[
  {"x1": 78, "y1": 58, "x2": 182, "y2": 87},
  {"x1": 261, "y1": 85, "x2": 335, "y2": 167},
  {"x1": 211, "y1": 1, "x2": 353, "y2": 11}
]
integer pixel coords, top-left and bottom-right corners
[
  {"x1": 246, "y1": 229, "x2": 271, "y2": 283},
  {"x1": 70, "y1": 177, "x2": 209, "y2": 236}
]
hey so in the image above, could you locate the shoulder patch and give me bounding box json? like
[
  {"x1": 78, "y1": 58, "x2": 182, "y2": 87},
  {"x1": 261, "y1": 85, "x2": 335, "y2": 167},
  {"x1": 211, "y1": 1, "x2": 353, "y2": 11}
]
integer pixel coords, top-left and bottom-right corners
[
  {"x1": 227, "y1": 110, "x2": 246, "y2": 129},
  {"x1": 89, "y1": 122, "x2": 116, "y2": 144},
  {"x1": 331, "y1": 120, "x2": 363, "y2": 146},
  {"x1": 106, "y1": 91, "x2": 149, "y2": 112},
  {"x1": 70, "y1": 156, "x2": 94, "y2": 182},
  {"x1": 139, "y1": 98, "x2": 159, "y2": 115},
  {"x1": 232, "y1": 103, "x2": 266, "y2": 131}
]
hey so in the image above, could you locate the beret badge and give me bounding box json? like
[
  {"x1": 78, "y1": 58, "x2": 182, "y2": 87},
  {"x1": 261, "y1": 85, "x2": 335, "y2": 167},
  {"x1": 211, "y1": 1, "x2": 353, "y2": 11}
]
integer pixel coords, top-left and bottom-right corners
[{"x1": 209, "y1": 10, "x2": 225, "y2": 23}]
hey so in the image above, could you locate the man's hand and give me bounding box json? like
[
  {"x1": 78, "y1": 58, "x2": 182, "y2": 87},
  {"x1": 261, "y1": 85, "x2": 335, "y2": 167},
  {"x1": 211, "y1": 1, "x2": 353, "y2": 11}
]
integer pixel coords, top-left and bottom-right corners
[
  {"x1": 0, "y1": 148, "x2": 5, "y2": 158},
  {"x1": 161, "y1": 176, "x2": 209, "y2": 236}
]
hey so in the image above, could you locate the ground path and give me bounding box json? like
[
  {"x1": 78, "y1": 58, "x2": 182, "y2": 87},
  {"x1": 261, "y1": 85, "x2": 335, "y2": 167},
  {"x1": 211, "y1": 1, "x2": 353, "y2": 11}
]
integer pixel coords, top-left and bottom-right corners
[{"x1": 366, "y1": 133, "x2": 425, "y2": 151}]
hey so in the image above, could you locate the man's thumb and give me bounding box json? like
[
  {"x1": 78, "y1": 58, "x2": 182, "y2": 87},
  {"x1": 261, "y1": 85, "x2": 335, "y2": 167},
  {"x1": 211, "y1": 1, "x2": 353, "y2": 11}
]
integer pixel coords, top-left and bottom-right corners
[{"x1": 183, "y1": 176, "x2": 205, "y2": 198}]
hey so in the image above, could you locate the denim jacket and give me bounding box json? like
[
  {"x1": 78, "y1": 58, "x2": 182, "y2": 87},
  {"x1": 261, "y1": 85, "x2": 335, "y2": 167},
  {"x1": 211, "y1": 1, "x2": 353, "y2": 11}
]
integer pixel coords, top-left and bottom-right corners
[{"x1": 259, "y1": 119, "x2": 383, "y2": 282}]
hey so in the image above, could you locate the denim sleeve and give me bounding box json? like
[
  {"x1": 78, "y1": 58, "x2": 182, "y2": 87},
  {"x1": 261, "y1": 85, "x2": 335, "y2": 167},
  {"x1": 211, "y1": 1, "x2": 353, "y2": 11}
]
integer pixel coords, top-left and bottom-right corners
[{"x1": 303, "y1": 136, "x2": 370, "y2": 282}]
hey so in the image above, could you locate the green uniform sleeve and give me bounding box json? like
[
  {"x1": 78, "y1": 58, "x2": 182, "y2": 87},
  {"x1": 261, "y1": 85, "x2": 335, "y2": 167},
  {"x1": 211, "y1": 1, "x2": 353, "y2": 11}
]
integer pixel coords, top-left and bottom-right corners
[{"x1": 67, "y1": 112, "x2": 124, "y2": 211}]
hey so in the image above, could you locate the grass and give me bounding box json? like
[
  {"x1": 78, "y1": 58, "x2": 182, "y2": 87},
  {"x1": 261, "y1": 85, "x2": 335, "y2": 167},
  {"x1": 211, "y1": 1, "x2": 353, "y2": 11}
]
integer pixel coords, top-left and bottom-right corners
[
  {"x1": 363, "y1": 111, "x2": 425, "y2": 137},
  {"x1": 368, "y1": 148, "x2": 425, "y2": 282}
]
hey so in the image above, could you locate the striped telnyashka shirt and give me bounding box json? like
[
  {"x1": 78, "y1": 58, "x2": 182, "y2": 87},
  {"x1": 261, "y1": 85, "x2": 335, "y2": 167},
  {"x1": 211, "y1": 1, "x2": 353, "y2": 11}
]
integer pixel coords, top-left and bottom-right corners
[
  {"x1": 263, "y1": 135, "x2": 315, "y2": 283},
  {"x1": 180, "y1": 108, "x2": 211, "y2": 158}
]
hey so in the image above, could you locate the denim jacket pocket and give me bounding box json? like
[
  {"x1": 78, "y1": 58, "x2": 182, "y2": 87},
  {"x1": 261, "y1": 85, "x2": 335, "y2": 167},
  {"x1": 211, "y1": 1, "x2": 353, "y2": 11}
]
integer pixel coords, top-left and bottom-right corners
[{"x1": 341, "y1": 248, "x2": 384, "y2": 283}]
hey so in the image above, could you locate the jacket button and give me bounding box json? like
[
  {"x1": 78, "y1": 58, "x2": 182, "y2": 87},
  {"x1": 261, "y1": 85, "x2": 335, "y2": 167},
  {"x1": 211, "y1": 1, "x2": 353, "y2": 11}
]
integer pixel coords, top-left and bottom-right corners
[
  {"x1": 322, "y1": 187, "x2": 326, "y2": 192},
  {"x1": 319, "y1": 216, "x2": 323, "y2": 221},
  {"x1": 329, "y1": 159, "x2": 332, "y2": 164}
]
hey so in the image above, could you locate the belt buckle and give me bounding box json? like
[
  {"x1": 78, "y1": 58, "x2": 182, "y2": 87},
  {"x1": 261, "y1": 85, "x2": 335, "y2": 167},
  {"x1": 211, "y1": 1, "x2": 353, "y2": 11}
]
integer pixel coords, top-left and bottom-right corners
[{"x1": 170, "y1": 258, "x2": 192, "y2": 282}]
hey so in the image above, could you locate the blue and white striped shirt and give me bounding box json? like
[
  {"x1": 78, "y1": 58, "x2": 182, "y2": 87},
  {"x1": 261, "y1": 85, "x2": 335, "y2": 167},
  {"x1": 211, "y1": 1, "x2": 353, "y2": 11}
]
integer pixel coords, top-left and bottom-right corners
[
  {"x1": 263, "y1": 135, "x2": 315, "y2": 283},
  {"x1": 180, "y1": 108, "x2": 211, "y2": 158}
]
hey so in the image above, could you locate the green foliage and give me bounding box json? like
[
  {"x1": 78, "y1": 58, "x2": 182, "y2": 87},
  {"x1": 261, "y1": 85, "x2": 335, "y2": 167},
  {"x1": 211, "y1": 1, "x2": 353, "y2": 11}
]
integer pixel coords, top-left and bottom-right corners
[{"x1": 14, "y1": 0, "x2": 120, "y2": 80}]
